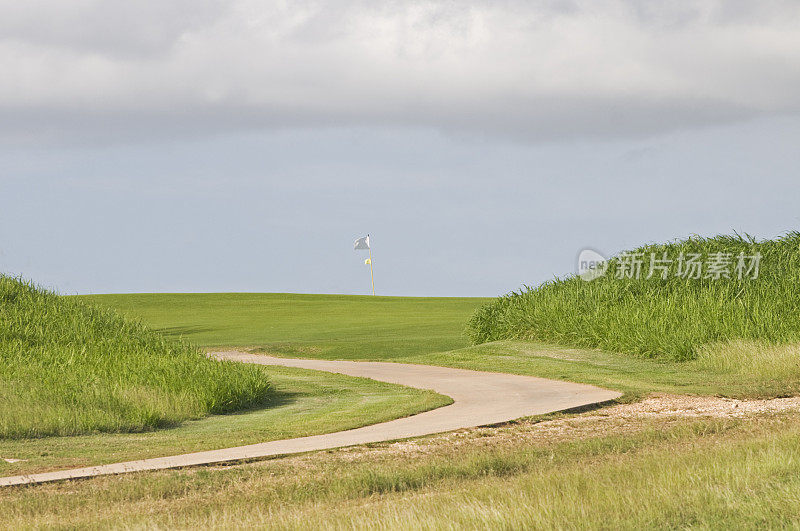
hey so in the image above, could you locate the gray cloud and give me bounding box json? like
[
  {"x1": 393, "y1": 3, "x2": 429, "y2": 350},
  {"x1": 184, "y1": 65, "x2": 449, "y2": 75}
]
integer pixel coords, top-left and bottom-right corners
[
  {"x1": 0, "y1": 0, "x2": 228, "y2": 57},
  {"x1": 1, "y1": 0, "x2": 799, "y2": 144}
]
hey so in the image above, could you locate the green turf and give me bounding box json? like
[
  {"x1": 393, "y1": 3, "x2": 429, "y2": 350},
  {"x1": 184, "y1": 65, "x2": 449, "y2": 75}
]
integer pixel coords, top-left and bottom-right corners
[
  {"x1": 79, "y1": 292, "x2": 489, "y2": 359},
  {"x1": 466, "y1": 232, "x2": 800, "y2": 360},
  {"x1": 0, "y1": 365, "x2": 449, "y2": 477},
  {"x1": 0, "y1": 277, "x2": 273, "y2": 438}
]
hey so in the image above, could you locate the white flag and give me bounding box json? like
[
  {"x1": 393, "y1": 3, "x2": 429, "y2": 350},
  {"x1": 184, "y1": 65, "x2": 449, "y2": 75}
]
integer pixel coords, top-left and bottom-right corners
[{"x1": 354, "y1": 235, "x2": 370, "y2": 250}]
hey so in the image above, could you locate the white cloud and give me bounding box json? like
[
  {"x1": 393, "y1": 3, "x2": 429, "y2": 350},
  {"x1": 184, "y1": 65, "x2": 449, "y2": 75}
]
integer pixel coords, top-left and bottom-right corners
[{"x1": 1, "y1": 0, "x2": 799, "y2": 143}]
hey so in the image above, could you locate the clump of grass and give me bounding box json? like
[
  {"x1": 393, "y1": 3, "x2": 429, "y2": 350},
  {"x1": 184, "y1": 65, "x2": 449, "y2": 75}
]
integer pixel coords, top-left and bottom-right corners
[
  {"x1": 466, "y1": 232, "x2": 800, "y2": 360},
  {"x1": 0, "y1": 276, "x2": 273, "y2": 438},
  {"x1": 694, "y1": 340, "x2": 800, "y2": 382}
]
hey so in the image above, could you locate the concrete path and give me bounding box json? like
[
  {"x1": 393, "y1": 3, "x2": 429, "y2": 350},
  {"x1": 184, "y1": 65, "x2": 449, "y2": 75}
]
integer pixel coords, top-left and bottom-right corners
[{"x1": 0, "y1": 352, "x2": 621, "y2": 487}]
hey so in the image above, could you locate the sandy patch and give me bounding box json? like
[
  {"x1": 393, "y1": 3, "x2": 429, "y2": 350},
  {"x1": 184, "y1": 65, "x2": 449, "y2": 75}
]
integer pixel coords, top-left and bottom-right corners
[{"x1": 305, "y1": 394, "x2": 800, "y2": 463}]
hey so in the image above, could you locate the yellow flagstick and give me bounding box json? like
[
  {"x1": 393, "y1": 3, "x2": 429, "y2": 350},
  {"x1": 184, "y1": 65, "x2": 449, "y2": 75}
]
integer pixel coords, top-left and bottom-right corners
[{"x1": 368, "y1": 237, "x2": 375, "y2": 296}]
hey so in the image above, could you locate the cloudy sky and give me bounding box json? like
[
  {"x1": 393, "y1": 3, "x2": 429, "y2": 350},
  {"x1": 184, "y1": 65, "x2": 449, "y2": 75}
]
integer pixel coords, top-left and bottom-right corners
[{"x1": 1, "y1": 0, "x2": 799, "y2": 296}]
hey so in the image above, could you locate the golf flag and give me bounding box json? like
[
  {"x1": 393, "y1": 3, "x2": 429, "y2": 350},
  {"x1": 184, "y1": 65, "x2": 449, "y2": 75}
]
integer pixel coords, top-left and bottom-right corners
[
  {"x1": 354, "y1": 234, "x2": 375, "y2": 296},
  {"x1": 354, "y1": 235, "x2": 370, "y2": 250}
]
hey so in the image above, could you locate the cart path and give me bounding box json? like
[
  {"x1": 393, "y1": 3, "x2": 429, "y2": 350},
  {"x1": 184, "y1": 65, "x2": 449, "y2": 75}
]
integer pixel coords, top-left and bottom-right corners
[{"x1": 0, "y1": 352, "x2": 621, "y2": 487}]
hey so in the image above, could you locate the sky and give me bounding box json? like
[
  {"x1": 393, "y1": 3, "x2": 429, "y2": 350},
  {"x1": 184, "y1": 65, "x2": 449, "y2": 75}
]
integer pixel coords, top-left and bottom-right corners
[{"x1": 1, "y1": 0, "x2": 799, "y2": 296}]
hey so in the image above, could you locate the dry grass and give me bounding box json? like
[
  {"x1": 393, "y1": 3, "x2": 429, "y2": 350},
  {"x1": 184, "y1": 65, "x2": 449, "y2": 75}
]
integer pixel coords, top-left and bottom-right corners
[
  {"x1": 4, "y1": 400, "x2": 800, "y2": 528},
  {"x1": 695, "y1": 339, "x2": 800, "y2": 381},
  {"x1": 328, "y1": 393, "x2": 800, "y2": 462}
]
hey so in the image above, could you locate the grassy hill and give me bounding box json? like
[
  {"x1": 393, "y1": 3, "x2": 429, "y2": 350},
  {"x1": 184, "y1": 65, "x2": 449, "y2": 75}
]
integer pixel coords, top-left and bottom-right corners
[
  {"x1": 466, "y1": 232, "x2": 800, "y2": 361},
  {"x1": 0, "y1": 276, "x2": 273, "y2": 438}
]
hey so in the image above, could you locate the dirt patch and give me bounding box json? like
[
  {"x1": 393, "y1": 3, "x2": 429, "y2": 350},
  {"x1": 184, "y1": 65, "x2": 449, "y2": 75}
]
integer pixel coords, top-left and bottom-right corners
[
  {"x1": 297, "y1": 394, "x2": 800, "y2": 464},
  {"x1": 590, "y1": 393, "x2": 800, "y2": 418}
]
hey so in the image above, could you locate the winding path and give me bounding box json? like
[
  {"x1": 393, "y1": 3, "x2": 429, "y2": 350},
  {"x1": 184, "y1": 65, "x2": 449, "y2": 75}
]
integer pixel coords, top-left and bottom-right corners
[{"x1": 0, "y1": 352, "x2": 621, "y2": 487}]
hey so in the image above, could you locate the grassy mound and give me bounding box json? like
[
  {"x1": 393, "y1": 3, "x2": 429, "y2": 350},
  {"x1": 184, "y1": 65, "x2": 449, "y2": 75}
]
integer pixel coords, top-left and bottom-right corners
[
  {"x1": 466, "y1": 232, "x2": 800, "y2": 360},
  {"x1": 0, "y1": 276, "x2": 273, "y2": 438}
]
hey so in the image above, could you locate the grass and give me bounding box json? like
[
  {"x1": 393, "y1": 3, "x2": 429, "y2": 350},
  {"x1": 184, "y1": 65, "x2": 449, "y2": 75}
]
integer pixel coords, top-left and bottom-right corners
[
  {"x1": 4, "y1": 412, "x2": 800, "y2": 527},
  {"x1": 78, "y1": 292, "x2": 489, "y2": 359},
  {"x1": 0, "y1": 276, "x2": 274, "y2": 438},
  {"x1": 0, "y1": 365, "x2": 449, "y2": 477},
  {"x1": 695, "y1": 339, "x2": 800, "y2": 381},
  {"x1": 6, "y1": 288, "x2": 800, "y2": 526},
  {"x1": 0, "y1": 288, "x2": 458, "y2": 477},
  {"x1": 466, "y1": 232, "x2": 800, "y2": 361},
  {"x1": 81, "y1": 291, "x2": 800, "y2": 400}
]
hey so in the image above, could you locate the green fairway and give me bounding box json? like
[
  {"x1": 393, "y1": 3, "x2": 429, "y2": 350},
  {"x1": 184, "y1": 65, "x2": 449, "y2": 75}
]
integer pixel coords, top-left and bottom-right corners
[{"x1": 79, "y1": 292, "x2": 489, "y2": 359}]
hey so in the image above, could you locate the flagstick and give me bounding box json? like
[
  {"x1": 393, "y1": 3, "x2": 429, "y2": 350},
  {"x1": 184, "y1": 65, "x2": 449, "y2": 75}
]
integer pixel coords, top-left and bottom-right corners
[{"x1": 368, "y1": 239, "x2": 375, "y2": 296}]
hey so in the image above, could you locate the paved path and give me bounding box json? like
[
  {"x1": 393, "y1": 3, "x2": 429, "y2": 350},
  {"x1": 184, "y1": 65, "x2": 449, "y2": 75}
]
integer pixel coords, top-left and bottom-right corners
[{"x1": 0, "y1": 352, "x2": 621, "y2": 487}]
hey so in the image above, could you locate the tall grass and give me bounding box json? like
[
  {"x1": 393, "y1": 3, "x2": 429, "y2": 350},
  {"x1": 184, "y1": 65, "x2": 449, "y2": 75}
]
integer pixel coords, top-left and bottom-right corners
[
  {"x1": 466, "y1": 232, "x2": 800, "y2": 360},
  {"x1": 0, "y1": 276, "x2": 273, "y2": 438},
  {"x1": 694, "y1": 340, "x2": 800, "y2": 382}
]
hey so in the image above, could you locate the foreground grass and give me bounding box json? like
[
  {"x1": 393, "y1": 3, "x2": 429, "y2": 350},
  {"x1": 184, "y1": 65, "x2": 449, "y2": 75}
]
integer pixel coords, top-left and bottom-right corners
[
  {"x1": 0, "y1": 365, "x2": 449, "y2": 477},
  {"x1": 0, "y1": 277, "x2": 273, "y2": 438},
  {"x1": 466, "y1": 232, "x2": 800, "y2": 360},
  {"x1": 4, "y1": 412, "x2": 800, "y2": 528}
]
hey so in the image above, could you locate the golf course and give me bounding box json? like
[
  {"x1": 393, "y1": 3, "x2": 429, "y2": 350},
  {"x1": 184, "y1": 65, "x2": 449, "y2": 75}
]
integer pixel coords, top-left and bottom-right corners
[
  {"x1": 4, "y1": 233, "x2": 800, "y2": 527},
  {"x1": 4, "y1": 0, "x2": 800, "y2": 525}
]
